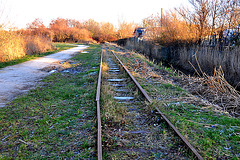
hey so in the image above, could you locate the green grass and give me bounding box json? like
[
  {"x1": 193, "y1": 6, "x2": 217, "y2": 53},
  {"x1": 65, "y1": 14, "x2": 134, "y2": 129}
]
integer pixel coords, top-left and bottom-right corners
[
  {"x1": 0, "y1": 43, "x2": 77, "y2": 68},
  {"x1": 159, "y1": 103, "x2": 240, "y2": 159},
  {"x1": 0, "y1": 44, "x2": 101, "y2": 159}
]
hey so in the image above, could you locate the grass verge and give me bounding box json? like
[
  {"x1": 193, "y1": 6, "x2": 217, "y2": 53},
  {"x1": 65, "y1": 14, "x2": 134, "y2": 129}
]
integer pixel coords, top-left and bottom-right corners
[
  {"x1": 0, "y1": 44, "x2": 101, "y2": 159},
  {"x1": 0, "y1": 43, "x2": 77, "y2": 69}
]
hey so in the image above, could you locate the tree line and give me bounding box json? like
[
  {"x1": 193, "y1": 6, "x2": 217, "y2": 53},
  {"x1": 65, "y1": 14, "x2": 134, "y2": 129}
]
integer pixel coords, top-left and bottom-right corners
[
  {"x1": 19, "y1": 18, "x2": 137, "y2": 43},
  {"x1": 143, "y1": 0, "x2": 240, "y2": 46}
]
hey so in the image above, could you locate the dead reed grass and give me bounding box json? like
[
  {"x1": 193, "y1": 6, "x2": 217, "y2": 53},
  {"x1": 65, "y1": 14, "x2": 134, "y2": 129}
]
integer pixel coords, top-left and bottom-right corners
[
  {"x1": 203, "y1": 67, "x2": 239, "y2": 97},
  {"x1": 118, "y1": 51, "x2": 160, "y2": 79},
  {"x1": 200, "y1": 68, "x2": 239, "y2": 116},
  {"x1": 187, "y1": 50, "x2": 240, "y2": 117},
  {"x1": 25, "y1": 35, "x2": 53, "y2": 55},
  {"x1": 125, "y1": 38, "x2": 240, "y2": 89},
  {"x1": 0, "y1": 29, "x2": 54, "y2": 62},
  {"x1": 177, "y1": 72, "x2": 240, "y2": 117},
  {"x1": 178, "y1": 45, "x2": 240, "y2": 88},
  {"x1": 116, "y1": 41, "x2": 240, "y2": 117},
  {"x1": 0, "y1": 30, "x2": 26, "y2": 62}
]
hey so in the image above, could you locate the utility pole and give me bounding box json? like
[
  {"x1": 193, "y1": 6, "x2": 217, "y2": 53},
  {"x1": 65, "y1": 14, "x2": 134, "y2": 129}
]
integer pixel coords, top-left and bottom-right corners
[{"x1": 161, "y1": 8, "x2": 163, "y2": 28}]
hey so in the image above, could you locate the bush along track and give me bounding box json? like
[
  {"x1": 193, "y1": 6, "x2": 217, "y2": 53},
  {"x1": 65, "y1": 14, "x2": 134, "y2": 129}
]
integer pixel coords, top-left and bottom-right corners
[
  {"x1": 0, "y1": 44, "x2": 101, "y2": 159},
  {"x1": 107, "y1": 43, "x2": 240, "y2": 159}
]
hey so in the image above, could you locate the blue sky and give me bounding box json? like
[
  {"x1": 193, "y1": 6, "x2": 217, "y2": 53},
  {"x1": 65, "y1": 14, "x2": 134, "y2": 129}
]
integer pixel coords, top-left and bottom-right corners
[{"x1": 1, "y1": 0, "x2": 189, "y2": 28}]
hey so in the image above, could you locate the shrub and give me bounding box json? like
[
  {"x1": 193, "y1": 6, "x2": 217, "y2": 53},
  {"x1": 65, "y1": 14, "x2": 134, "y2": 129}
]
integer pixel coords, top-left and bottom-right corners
[
  {"x1": 0, "y1": 30, "x2": 26, "y2": 62},
  {"x1": 24, "y1": 35, "x2": 53, "y2": 55},
  {"x1": 67, "y1": 28, "x2": 92, "y2": 42},
  {"x1": 0, "y1": 29, "x2": 54, "y2": 62}
]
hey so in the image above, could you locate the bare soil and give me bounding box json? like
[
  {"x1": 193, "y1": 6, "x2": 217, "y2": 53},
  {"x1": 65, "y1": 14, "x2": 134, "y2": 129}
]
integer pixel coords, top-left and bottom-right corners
[{"x1": 0, "y1": 45, "x2": 88, "y2": 107}]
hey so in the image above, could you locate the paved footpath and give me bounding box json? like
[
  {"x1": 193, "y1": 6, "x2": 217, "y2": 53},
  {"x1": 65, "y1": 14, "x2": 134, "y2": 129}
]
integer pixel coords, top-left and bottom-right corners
[{"x1": 0, "y1": 45, "x2": 88, "y2": 107}]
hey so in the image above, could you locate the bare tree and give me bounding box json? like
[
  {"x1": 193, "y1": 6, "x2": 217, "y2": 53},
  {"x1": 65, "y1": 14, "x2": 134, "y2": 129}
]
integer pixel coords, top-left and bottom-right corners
[
  {"x1": 142, "y1": 14, "x2": 163, "y2": 42},
  {"x1": 117, "y1": 20, "x2": 136, "y2": 39},
  {"x1": 99, "y1": 22, "x2": 117, "y2": 42},
  {"x1": 209, "y1": 0, "x2": 220, "y2": 34},
  {"x1": 227, "y1": 0, "x2": 240, "y2": 28},
  {"x1": 188, "y1": 0, "x2": 211, "y2": 44},
  {"x1": 27, "y1": 18, "x2": 45, "y2": 30},
  {"x1": 84, "y1": 19, "x2": 100, "y2": 41}
]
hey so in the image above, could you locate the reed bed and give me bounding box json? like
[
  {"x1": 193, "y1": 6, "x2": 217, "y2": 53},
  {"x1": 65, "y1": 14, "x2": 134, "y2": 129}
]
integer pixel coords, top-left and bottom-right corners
[
  {"x1": 188, "y1": 63, "x2": 240, "y2": 117},
  {"x1": 0, "y1": 30, "x2": 26, "y2": 62},
  {"x1": 123, "y1": 39, "x2": 240, "y2": 117},
  {"x1": 178, "y1": 46, "x2": 240, "y2": 87},
  {"x1": 0, "y1": 29, "x2": 53, "y2": 62}
]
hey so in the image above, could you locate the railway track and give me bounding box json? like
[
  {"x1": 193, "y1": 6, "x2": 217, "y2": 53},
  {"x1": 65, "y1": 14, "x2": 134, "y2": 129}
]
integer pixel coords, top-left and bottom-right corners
[{"x1": 96, "y1": 44, "x2": 203, "y2": 159}]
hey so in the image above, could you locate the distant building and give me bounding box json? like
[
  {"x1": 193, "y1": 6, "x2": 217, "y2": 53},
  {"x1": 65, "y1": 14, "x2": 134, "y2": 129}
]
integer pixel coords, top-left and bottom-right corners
[{"x1": 133, "y1": 27, "x2": 146, "y2": 40}]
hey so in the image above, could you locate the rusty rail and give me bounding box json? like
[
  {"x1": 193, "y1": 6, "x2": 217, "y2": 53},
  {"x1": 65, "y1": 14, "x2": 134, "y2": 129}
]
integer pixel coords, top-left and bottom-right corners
[
  {"x1": 96, "y1": 48, "x2": 103, "y2": 160},
  {"x1": 108, "y1": 46, "x2": 204, "y2": 160}
]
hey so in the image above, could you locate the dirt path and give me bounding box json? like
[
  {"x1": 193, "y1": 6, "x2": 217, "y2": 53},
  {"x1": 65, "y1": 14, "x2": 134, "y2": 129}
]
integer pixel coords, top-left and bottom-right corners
[{"x1": 0, "y1": 45, "x2": 88, "y2": 107}]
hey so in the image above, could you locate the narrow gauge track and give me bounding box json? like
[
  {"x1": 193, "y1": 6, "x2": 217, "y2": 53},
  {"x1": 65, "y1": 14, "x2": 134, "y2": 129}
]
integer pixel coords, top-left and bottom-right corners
[{"x1": 96, "y1": 44, "x2": 203, "y2": 160}]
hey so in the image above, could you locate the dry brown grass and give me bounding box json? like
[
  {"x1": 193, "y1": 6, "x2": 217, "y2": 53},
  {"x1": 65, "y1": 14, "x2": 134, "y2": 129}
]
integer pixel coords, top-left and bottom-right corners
[
  {"x1": 111, "y1": 44, "x2": 161, "y2": 79},
  {"x1": 186, "y1": 51, "x2": 240, "y2": 116},
  {"x1": 24, "y1": 35, "x2": 53, "y2": 55},
  {"x1": 0, "y1": 30, "x2": 26, "y2": 62},
  {"x1": 178, "y1": 45, "x2": 240, "y2": 87},
  {"x1": 125, "y1": 38, "x2": 240, "y2": 102},
  {"x1": 112, "y1": 42, "x2": 240, "y2": 117},
  {"x1": 203, "y1": 67, "x2": 239, "y2": 96},
  {"x1": 0, "y1": 29, "x2": 53, "y2": 62},
  {"x1": 200, "y1": 67, "x2": 240, "y2": 116},
  {"x1": 102, "y1": 62, "x2": 109, "y2": 72}
]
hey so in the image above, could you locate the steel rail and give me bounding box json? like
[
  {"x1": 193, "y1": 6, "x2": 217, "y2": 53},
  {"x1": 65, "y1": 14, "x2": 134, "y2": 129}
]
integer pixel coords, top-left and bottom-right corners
[
  {"x1": 96, "y1": 48, "x2": 103, "y2": 160},
  {"x1": 108, "y1": 46, "x2": 204, "y2": 160}
]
